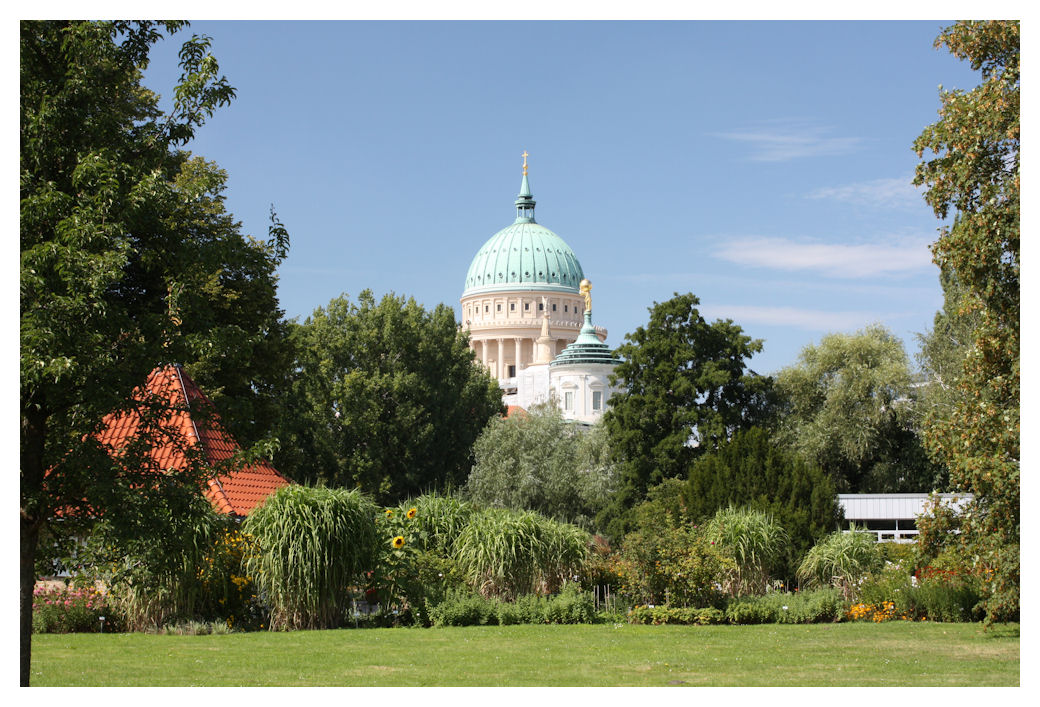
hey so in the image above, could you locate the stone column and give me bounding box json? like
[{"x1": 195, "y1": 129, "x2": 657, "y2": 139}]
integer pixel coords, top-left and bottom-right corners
[
  {"x1": 497, "y1": 338, "x2": 504, "y2": 380},
  {"x1": 514, "y1": 338, "x2": 523, "y2": 372}
]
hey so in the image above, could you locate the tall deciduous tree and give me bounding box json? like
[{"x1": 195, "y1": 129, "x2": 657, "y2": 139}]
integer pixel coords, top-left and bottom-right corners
[
  {"x1": 601, "y1": 292, "x2": 774, "y2": 538},
  {"x1": 21, "y1": 21, "x2": 285, "y2": 684},
  {"x1": 774, "y1": 324, "x2": 945, "y2": 493},
  {"x1": 465, "y1": 404, "x2": 618, "y2": 531},
  {"x1": 913, "y1": 20, "x2": 1019, "y2": 622},
  {"x1": 273, "y1": 291, "x2": 503, "y2": 503}
]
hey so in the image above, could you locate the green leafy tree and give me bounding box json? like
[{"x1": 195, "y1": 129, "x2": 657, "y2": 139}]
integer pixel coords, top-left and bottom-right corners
[
  {"x1": 913, "y1": 20, "x2": 1019, "y2": 622},
  {"x1": 601, "y1": 292, "x2": 774, "y2": 537},
  {"x1": 21, "y1": 21, "x2": 285, "y2": 684},
  {"x1": 684, "y1": 427, "x2": 842, "y2": 582},
  {"x1": 774, "y1": 324, "x2": 944, "y2": 493},
  {"x1": 273, "y1": 291, "x2": 503, "y2": 502},
  {"x1": 915, "y1": 270, "x2": 980, "y2": 435},
  {"x1": 465, "y1": 404, "x2": 618, "y2": 530}
]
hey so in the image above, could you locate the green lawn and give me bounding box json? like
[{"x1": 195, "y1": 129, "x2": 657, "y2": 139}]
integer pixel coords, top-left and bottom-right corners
[{"x1": 30, "y1": 622, "x2": 1019, "y2": 687}]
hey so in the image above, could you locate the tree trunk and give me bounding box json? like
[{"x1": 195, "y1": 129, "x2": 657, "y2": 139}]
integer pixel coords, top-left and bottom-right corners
[
  {"x1": 20, "y1": 516, "x2": 40, "y2": 686},
  {"x1": 21, "y1": 404, "x2": 47, "y2": 687}
]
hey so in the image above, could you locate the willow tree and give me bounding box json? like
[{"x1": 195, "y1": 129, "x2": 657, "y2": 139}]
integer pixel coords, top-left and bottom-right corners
[{"x1": 913, "y1": 20, "x2": 1019, "y2": 622}]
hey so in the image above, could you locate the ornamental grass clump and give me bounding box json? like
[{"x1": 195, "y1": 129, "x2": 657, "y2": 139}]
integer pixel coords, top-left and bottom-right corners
[
  {"x1": 705, "y1": 506, "x2": 789, "y2": 596},
  {"x1": 797, "y1": 527, "x2": 882, "y2": 600},
  {"x1": 396, "y1": 492, "x2": 475, "y2": 554},
  {"x1": 242, "y1": 485, "x2": 379, "y2": 630},
  {"x1": 452, "y1": 508, "x2": 590, "y2": 600}
]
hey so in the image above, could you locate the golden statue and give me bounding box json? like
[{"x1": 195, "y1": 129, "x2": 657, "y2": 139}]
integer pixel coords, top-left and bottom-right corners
[
  {"x1": 579, "y1": 278, "x2": 592, "y2": 312},
  {"x1": 522, "y1": 150, "x2": 529, "y2": 175}
]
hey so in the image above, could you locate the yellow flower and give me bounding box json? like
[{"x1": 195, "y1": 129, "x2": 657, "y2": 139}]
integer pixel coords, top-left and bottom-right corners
[
  {"x1": 406, "y1": 507, "x2": 417, "y2": 519},
  {"x1": 385, "y1": 509, "x2": 394, "y2": 518},
  {"x1": 392, "y1": 536, "x2": 406, "y2": 549}
]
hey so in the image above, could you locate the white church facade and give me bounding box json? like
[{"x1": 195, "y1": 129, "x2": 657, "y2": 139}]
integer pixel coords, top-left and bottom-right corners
[{"x1": 460, "y1": 155, "x2": 620, "y2": 424}]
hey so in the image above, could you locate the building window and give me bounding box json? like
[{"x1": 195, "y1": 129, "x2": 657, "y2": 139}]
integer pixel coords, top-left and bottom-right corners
[
  {"x1": 552, "y1": 304, "x2": 557, "y2": 312},
  {"x1": 538, "y1": 302, "x2": 544, "y2": 311},
  {"x1": 497, "y1": 303, "x2": 501, "y2": 312},
  {"x1": 592, "y1": 391, "x2": 603, "y2": 411},
  {"x1": 485, "y1": 305, "x2": 489, "y2": 313},
  {"x1": 510, "y1": 303, "x2": 515, "y2": 311},
  {"x1": 564, "y1": 391, "x2": 574, "y2": 411},
  {"x1": 524, "y1": 302, "x2": 530, "y2": 311},
  {"x1": 507, "y1": 365, "x2": 516, "y2": 377}
]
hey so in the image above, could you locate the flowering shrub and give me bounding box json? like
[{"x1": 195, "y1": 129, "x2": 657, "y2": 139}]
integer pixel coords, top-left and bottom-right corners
[
  {"x1": 32, "y1": 584, "x2": 116, "y2": 633},
  {"x1": 612, "y1": 524, "x2": 733, "y2": 608},
  {"x1": 847, "y1": 601, "x2": 917, "y2": 622},
  {"x1": 196, "y1": 528, "x2": 266, "y2": 631},
  {"x1": 853, "y1": 555, "x2": 985, "y2": 622}
]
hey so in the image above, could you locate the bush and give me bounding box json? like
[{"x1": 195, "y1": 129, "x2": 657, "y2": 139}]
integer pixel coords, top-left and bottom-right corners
[
  {"x1": 428, "y1": 590, "x2": 499, "y2": 627},
  {"x1": 705, "y1": 506, "x2": 789, "y2": 596},
  {"x1": 428, "y1": 585, "x2": 598, "y2": 627},
  {"x1": 798, "y1": 528, "x2": 882, "y2": 599},
  {"x1": 612, "y1": 524, "x2": 732, "y2": 608},
  {"x1": 32, "y1": 584, "x2": 116, "y2": 633},
  {"x1": 724, "y1": 588, "x2": 846, "y2": 624},
  {"x1": 628, "y1": 606, "x2": 726, "y2": 625},
  {"x1": 453, "y1": 508, "x2": 589, "y2": 600},
  {"x1": 853, "y1": 557, "x2": 985, "y2": 623},
  {"x1": 242, "y1": 485, "x2": 380, "y2": 630}
]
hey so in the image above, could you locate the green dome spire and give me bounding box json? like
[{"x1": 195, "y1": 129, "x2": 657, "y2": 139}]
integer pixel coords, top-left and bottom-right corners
[{"x1": 515, "y1": 152, "x2": 535, "y2": 222}]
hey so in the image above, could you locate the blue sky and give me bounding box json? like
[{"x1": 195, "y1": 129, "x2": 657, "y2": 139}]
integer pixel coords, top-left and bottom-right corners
[{"x1": 137, "y1": 19, "x2": 988, "y2": 375}]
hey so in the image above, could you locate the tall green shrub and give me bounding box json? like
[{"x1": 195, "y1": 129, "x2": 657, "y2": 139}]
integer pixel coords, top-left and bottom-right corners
[
  {"x1": 452, "y1": 508, "x2": 589, "y2": 600},
  {"x1": 706, "y1": 506, "x2": 789, "y2": 596},
  {"x1": 613, "y1": 524, "x2": 733, "y2": 608},
  {"x1": 797, "y1": 528, "x2": 882, "y2": 600},
  {"x1": 242, "y1": 486, "x2": 379, "y2": 630}
]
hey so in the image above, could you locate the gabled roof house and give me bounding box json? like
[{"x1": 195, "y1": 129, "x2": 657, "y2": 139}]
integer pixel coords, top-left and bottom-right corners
[{"x1": 96, "y1": 363, "x2": 291, "y2": 517}]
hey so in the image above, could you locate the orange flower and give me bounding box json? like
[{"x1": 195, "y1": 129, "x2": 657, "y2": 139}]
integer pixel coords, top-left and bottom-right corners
[
  {"x1": 392, "y1": 536, "x2": 406, "y2": 549},
  {"x1": 406, "y1": 507, "x2": 417, "y2": 519}
]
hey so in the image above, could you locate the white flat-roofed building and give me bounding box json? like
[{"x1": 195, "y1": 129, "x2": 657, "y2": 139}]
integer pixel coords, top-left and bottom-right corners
[{"x1": 838, "y1": 493, "x2": 974, "y2": 543}]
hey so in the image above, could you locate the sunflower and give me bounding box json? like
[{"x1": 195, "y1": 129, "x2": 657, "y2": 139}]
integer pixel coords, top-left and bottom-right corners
[
  {"x1": 385, "y1": 509, "x2": 393, "y2": 518},
  {"x1": 392, "y1": 536, "x2": 406, "y2": 549},
  {"x1": 406, "y1": 507, "x2": 417, "y2": 519}
]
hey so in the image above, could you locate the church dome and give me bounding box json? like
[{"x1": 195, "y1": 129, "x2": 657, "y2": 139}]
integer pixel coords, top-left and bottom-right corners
[{"x1": 463, "y1": 169, "x2": 584, "y2": 296}]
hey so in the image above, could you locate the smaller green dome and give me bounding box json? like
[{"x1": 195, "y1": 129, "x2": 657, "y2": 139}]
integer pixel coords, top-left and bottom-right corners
[{"x1": 551, "y1": 311, "x2": 619, "y2": 368}]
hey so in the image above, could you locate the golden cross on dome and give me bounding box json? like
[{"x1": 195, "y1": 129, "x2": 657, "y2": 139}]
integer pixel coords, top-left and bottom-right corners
[{"x1": 522, "y1": 150, "x2": 529, "y2": 175}]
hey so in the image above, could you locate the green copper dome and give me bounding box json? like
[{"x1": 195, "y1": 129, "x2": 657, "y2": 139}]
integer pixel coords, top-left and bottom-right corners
[
  {"x1": 551, "y1": 311, "x2": 620, "y2": 367},
  {"x1": 463, "y1": 173, "x2": 584, "y2": 296}
]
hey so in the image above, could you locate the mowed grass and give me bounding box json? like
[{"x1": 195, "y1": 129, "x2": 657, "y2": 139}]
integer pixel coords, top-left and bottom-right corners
[{"x1": 31, "y1": 622, "x2": 1019, "y2": 687}]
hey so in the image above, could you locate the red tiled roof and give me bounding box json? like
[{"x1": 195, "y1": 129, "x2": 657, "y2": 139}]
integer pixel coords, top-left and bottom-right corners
[
  {"x1": 96, "y1": 364, "x2": 291, "y2": 516},
  {"x1": 504, "y1": 405, "x2": 527, "y2": 419}
]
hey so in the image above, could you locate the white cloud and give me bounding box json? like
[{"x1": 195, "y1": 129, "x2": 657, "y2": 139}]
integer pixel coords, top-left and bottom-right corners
[
  {"x1": 698, "y1": 304, "x2": 876, "y2": 332},
  {"x1": 712, "y1": 235, "x2": 933, "y2": 278},
  {"x1": 806, "y1": 175, "x2": 921, "y2": 209},
  {"x1": 714, "y1": 121, "x2": 863, "y2": 162}
]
